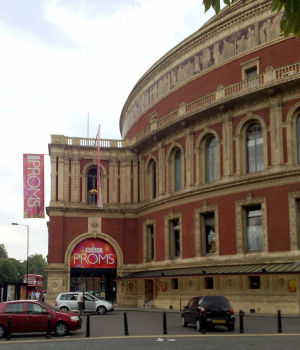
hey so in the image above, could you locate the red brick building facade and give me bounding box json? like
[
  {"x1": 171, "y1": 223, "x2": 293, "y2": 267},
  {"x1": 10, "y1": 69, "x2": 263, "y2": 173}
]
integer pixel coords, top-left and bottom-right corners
[{"x1": 46, "y1": 0, "x2": 300, "y2": 313}]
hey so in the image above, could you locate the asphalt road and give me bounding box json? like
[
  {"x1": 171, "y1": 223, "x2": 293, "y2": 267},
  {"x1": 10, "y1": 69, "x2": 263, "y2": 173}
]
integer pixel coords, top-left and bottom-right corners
[{"x1": 1, "y1": 310, "x2": 300, "y2": 349}]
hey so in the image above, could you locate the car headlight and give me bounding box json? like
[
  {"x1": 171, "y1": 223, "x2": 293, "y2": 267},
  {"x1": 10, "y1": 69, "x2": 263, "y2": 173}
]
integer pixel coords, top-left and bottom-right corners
[{"x1": 70, "y1": 316, "x2": 80, "y2": 321}]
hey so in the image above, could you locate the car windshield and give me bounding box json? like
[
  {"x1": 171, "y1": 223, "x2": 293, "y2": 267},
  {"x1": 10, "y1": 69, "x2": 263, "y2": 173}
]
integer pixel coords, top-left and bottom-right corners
[{"x1": 200, "y1": 296, "x2": 230, "y2": 308}]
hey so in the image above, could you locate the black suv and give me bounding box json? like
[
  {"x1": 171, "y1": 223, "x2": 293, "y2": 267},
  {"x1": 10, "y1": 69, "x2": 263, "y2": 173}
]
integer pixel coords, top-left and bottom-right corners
[{"x1": 181, "y1": 296, "x2": 235, "y2": 331}]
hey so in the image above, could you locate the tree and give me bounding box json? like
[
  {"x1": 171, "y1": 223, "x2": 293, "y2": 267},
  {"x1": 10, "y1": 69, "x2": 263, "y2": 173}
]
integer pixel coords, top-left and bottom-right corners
[
  {"x1": 0, "y1": 244, "x2": 8, "y2": 259},
  {"x1": 0, "y1": 258, "x2": 24, "y2": 282},
  {"x1": 203, "y1": 0, "x2": 300, "y2": 37}
]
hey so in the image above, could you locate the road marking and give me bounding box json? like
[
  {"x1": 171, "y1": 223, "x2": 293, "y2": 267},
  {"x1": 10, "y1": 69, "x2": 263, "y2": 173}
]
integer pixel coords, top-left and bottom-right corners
[{"x1": 1, "y1": 333, "x2": 300, "y2": 344}]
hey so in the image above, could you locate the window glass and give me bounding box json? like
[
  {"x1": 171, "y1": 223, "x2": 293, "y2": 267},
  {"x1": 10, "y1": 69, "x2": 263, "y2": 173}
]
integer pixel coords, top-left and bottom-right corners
[
  {"x1": 147, "y1": 225, "x2": 154, "y2": 261},
  {"x1": 249, "y1": 276, "x2": 260, "y2": 289},
  {"x1": 6, "y1": 303, "x2": 23, "y2": 313},
  {"x1": 204, "y1": 277, "x2": 214, "y2": 289},
  {"x1": 171, "y1": 219, "x2": 180, "y2": 258},
  {"x1": 247, "y1": 124, "x2": 264, "y2": 173},
  {"x1": 203, "y1": 212, "x2": 216, "y2": 254},
  {"x1": 205, "y1": 137, "x2": 217, "y2": 183},
  {"x1": 201, "y1": 296, "x2": 230, "y2": 308},
  {"x1": 152, "y1": 162, "x2": 157, "y2": 199},
  {"x1": 87, "y1": 167, "x2": 97, "y2": 204},
  {"x1": 174, "y1": 149, "x2": 182, "y2": 192},
  {"x1": 297, "y1": 115, "x2": 300, "y2": 163},
  {"x1": 246, "y1": 206, "x2": 263, "y2": 252},
  {"x1": 26, "y1": 303, "x2": 47, "y2": 314}
]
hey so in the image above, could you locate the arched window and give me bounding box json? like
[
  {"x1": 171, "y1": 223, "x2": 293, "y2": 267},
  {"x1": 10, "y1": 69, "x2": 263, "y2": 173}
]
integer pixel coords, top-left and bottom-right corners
[
  {"x1": 87, "y1": 167, "x2": 97, "y2": 204},
  {"x1": 246, "y1": 123, "x2": 264, "y2": 173},
  {"x1": 205, "y1": 137, "x2": 217, "y2": 183},
  {"x1": 152, "y1": 161, "x2": 157, "y2": 199},
  {"x1": 174, "y1": 149, "x2": 182, "y2": 192},
  {"x1": 297, "y1": 114, "x2": 300, "y2": 163}
]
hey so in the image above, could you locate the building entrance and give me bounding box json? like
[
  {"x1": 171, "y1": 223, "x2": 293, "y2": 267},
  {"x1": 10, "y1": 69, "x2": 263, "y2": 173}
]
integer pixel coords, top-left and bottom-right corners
[
  {"x1": 70, "y1": 268, "x2": 117, "y2": 301},
  {"x1": 70, "y1": 237, "x2": 118, "y2": 302}
]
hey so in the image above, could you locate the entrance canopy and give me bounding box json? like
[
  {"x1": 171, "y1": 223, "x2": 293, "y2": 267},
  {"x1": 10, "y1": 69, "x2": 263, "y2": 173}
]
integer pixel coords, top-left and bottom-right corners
[
  {"x1": 117, "y1": 262, "x2": 300, "y2": 280},
  {"x1": 71, "y1": 238, "x2": 117, "y2": 269}
]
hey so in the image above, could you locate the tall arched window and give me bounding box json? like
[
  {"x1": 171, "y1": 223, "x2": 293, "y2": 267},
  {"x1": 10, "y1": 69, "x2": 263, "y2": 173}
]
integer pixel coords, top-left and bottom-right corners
[
  {"x1": 152, "y1": 161, "x2": 157, "y2": 199},
  {"x1": 174, "y1": 149, "x2": 182, "y2": 192},
  {"x1": 297, "y1": 114, "x2": 300, "y2": 163},
  {"x1": 87, "y1": 167, "x2": 97, "y2": 204},
  {"x1": 205, "y1": 137, "x2": 217, "y2": 183},
  {"x1": 246, "y1": 123, "x2": 264, "y2": 173}
]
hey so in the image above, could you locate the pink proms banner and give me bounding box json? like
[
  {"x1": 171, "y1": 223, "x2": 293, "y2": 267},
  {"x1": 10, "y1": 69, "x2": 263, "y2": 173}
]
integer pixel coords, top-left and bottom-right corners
[
  {"x1": 23, "y1": 154, "x2": 45, "y2": 218},
  {"x1": 71, "y1": 238, "x2": 117, "y2": 269}
]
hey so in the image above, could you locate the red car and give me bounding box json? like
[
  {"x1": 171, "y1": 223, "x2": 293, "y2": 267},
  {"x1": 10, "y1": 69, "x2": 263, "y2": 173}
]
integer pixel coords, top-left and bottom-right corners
[{"x1": 0, "y1": 300, "x2": 81, "y2": 338}]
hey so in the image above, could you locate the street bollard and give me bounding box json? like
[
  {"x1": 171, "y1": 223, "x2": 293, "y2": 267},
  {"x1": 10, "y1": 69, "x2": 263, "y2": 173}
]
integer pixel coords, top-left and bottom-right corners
[
  {"x1": 86, "y1": 314, "x2": 90, "y2": 337},
  {"x1": 277, "y1": 310, "x2": 282, "y2": 333},
  {"x1": 124, "y1": 313, "x2": 129, "y2": 336},
  {"x1": 46, "y1": 314, "x2": 51, "y2": 339},
  {"x1": 239, "y1": 310, "x2": 244, "y2": 334},
  {"x1": 163, "y1": 312, "x2": 167, "y2": 335},
  {"x1": 6, "y1": 316, "x2": 11, "y2": 340}
]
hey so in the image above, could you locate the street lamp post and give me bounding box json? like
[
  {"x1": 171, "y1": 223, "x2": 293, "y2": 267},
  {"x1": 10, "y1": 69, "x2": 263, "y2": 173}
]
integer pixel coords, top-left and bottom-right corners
[{"x1": 11, "y1": 223, "x2": 29, "y2": 299}]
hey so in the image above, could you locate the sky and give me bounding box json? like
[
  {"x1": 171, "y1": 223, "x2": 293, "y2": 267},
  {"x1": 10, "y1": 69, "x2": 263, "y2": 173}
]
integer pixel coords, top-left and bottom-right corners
[{"x1": 0, "y1": 0, "x2": 217, "y2": 262}]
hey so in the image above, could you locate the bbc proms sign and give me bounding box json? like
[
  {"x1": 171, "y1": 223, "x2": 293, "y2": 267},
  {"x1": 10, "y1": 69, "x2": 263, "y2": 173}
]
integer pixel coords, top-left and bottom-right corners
[
  {"x1": 71, "y1": 238, "x2": 117, "y2": 269},
  {"x1": 23, "y1": 154, "x2": 44, "y2": 218}
]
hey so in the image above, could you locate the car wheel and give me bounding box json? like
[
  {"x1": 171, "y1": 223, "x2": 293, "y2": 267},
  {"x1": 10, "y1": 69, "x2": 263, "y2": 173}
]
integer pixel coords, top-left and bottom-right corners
[
  {"x1": 227, "y1": 324, "x2": 234, "y2": 332},
  {"x1": 181, "y1": 316, "x2": 187, "y2": 327},
  {"x1": 0, "y1": 325, "x2": 6, "y2": 339},
  {"x1": 60, "y1": 306, "x2": 69, "y2": 311},
  {"x1": 97, "y1": 306, "x2": 107, "y2": 315},
  {"x1": 54, "y1": 322, "x2": 68, "y2": 336}
]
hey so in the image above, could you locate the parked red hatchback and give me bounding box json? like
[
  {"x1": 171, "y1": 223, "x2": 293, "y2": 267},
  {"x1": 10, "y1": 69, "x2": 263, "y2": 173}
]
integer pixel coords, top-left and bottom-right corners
[{"x1": 0, "y1": 300, "x2": 81, "y2": 338}]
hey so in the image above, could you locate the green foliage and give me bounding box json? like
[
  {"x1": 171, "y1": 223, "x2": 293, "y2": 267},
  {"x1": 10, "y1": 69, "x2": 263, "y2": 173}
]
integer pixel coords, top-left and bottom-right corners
[
  {"x1": 0, "y1": 245, "x2": 47, "y2": 287},
  {"x1": 203, "y1": 0, "x2": 300, "y2": 37},
  {"x1": 0, "y1": 258, "x2": 24, "y2": 282},
  {"x1": 0, "y1": 244, "x2": 8, "y2": 259}
]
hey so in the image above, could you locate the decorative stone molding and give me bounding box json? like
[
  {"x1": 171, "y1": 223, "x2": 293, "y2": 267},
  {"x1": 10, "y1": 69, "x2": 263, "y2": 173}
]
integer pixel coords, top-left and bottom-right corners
[{"x1": 235, "y1": 195, "x2": 268, "y2": 254}]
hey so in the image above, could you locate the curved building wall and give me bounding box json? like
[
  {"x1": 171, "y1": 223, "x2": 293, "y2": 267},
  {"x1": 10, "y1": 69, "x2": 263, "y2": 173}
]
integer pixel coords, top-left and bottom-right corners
[{"x1": 46, "y1": 0, "x2": 300, "y2": 314}]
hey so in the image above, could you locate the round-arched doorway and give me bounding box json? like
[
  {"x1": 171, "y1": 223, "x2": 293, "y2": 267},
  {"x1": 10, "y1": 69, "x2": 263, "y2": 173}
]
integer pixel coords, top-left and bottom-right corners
[{"x1": 70, "y1": 238, "x2": 117, "y2": 301}]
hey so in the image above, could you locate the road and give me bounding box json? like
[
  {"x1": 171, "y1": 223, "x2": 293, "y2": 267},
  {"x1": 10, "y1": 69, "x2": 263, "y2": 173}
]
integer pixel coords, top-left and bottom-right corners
[{"x1": 1, "y1": 310, "x2": 300, "y2": 349}]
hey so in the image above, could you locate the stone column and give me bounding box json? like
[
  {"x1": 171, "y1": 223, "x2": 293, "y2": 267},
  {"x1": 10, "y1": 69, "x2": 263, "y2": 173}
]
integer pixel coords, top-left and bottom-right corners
[
  {"x1": 109, "y1": 159, "x2": 118, "y2": 204},
  {"x1": 132, "y1": 158, "x2": 139, "y2": 203},
  {"x1": 57, "y1": 154, "x2": 65, "y2": 202},
  {"x1": 222, "y1": 111, "x2": 233, "y2": 177},
  {"x1": 71, "y1": 154, "x2": 80, "y2": 203},
  {"x1": 50, "y1": 154, "x2": 57, "y2": 202},
  {"x1": 139, "y1": 154, "x2": 145, "y2": 202},
  {"x1": 269, "y1": 97, "x2": 284, "y2": 167},
  {"x1": 185, "y1": 126, "x2": 194, "y2": 187},
  {"x1": 158, "y1": 140, "x2": 165, "y2": 196}
]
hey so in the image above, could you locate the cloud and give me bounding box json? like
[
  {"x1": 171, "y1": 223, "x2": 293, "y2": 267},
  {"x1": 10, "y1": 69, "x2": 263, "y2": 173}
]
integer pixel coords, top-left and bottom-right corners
[{"x1": 0, "y1": 0, "x2": 215, "y2": 260}]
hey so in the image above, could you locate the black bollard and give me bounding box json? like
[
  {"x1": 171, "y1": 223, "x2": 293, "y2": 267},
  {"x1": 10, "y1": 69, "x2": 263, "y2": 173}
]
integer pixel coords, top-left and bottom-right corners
[
  {"x1": 46, "y1": 314, "x2": 51, "y2": 339},
  {"x1": 6, "y1": 316, "x2": 11, "y2": 340},
  {"x1": 277, "y1": 310, "x2": 282, "y2": 333},
  {"x1": 86, "y1": 314, "x2": 90, "y2": 337},
  {"x1": 124, "y1": 313, "x2": 129, "y2": 336},
  {"x1": 163, "y1": 312, "x2": 167, "y2": 335},
  {"x1": 239, "y1": 310, "x2": 244, "y2": 334}
]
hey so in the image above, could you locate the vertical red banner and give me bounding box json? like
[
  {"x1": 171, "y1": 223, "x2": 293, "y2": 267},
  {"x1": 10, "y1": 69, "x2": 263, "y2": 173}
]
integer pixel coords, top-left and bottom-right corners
[{"x1": 23, "y1": 154, "x2": 45, "y2": 218}]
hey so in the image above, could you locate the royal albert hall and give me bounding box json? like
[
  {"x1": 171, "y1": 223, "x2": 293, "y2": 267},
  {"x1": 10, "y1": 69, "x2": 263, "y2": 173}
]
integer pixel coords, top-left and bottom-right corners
[{"x1": 46, "y1": 0, "x2": 300, "y2": 314}]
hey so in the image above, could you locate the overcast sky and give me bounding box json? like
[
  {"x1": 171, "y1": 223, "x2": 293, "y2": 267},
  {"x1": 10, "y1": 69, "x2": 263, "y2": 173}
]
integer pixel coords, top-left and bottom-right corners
[{"x1": 0, "y1": 0, "x2": 217, "y2": 261}]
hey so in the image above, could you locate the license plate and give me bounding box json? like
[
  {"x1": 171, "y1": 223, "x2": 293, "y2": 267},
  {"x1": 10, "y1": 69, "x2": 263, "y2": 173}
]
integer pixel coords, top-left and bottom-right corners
[{"x1": 213, "y1": 319, "x2": 226, "y2": 324}]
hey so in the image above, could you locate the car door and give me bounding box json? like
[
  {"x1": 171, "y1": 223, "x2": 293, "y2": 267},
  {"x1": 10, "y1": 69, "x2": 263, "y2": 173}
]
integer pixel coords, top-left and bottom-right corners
[
  {"x1": 183, "y1": 297, "x2": 197, "y2": 324},
  {"x1": 189, "y1": 297, "x2": 200, "y2": 324},
  {"x1": 84, "y1": 294, "x2": 96, "y2": 312},
  {"x1": 25, "y1": 302, "x2": 49, "y2": 333},
  {"x1": 5, "y1": 302, "x2": 27, "y2": 333}
]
